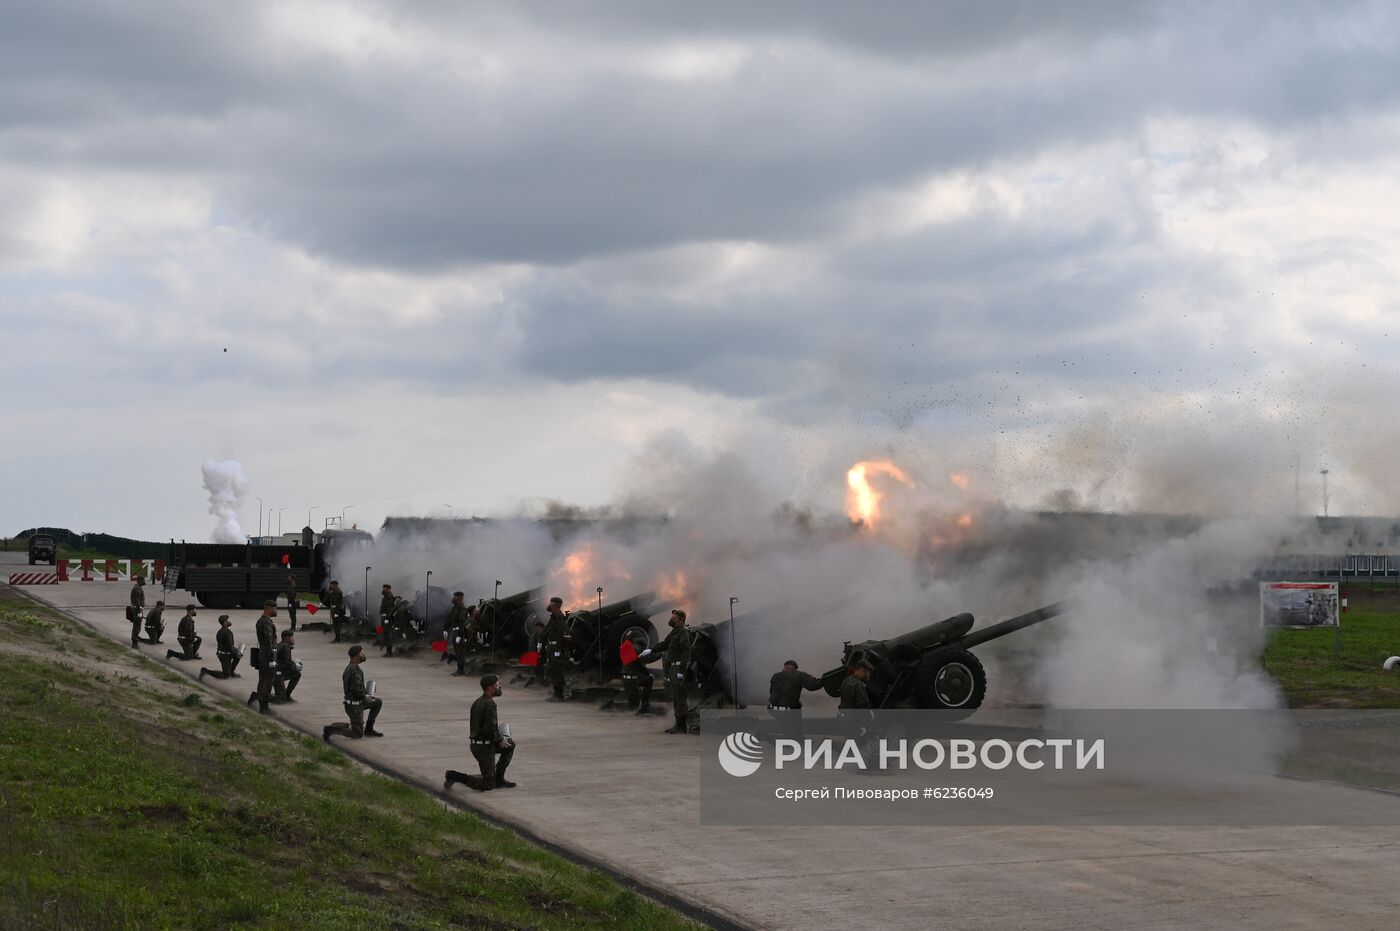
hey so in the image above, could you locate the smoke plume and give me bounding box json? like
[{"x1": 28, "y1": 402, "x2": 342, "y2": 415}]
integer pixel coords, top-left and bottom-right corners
[{"x1": 201, "y1": 460, "x2": 249, "y2": 544}]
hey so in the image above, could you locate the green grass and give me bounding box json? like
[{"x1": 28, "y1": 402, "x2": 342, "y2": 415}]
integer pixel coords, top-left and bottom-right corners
[
  {"x1": 1264, "y1": 604, "x2": 1400, "y2": 707},
  {"x1": 0, "y1": 589, "x2": 697, "y2": 931}
]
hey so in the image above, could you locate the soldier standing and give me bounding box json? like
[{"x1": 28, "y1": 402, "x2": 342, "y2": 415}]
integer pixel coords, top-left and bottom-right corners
[
  {"x1": 323, "y1": 645, "x2": 383, "y2": 740},
  {"x1": 378, "y1": 584, "x2": 395, "y2": 634},
  {"x1": 769, "y1": 660, "x2": 823, "y2": 710},
  {"x1": 383, "y1": 596, "x2": 414, "y2": 656},
  {"x1": 621, "y1": 632, "x2": 655, "y2": 715},
  {"x1": 285, "y1": 573, "x2": 300, "y2": 630},
  {"x1": 446, "y1": 592, "x2": 469, "y2": 675},
  {"x1": 130, "y1": 576, "x2": 146, "y2": 611},
  {"x1": 198, "y1": 615, "x2": 241, "y2": 680},
  {"x1": 127, "y1": 603, "x2": 143, "y2": 648},
  {"x1": 445, "y1": 674, "x2": 516, "y2": 792},
  {"x1": 644, "y1": 608, "x2": 698, "y2": 734},
  {"x1": 165, "y1": 605, "x2": 202, "y2": 661},
  {"x1": 541, "y1": 596, "x2": 571, "y2": 701},
  {"x1": 143, "y1": 600, "x2": 166, "y2": 644},
  {"x1": 324, "y1": 579, "x2": 346, "y2": 642},
  {"x1": 247, "y1": 601, "x2": 278, "y2": 714}
]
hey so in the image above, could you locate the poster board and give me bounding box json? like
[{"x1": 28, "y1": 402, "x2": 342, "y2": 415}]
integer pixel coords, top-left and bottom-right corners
[{"x1": 1260, "y1": 581, "x2": 1339, "y2": 628}]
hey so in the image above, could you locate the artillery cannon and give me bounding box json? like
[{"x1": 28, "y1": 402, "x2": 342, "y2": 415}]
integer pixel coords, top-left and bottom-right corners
[
  {"x1": 475, "y1": 588, "x2": 544, "y2": 655},
  {"x1": 563, "y1": 593, "x2": 663, "y2": 675},
  {"x1": 819, "y1": 603, "x2": 1066, "y2": 716}
]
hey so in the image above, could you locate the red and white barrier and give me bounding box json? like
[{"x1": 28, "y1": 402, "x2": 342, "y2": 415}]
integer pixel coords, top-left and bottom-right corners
[
  {"x1": 58, "y1": 559, "x2": 165, "y2": 582},
  {"x1": 9, "y1": 572, "x2": 60, "y2": 585}
]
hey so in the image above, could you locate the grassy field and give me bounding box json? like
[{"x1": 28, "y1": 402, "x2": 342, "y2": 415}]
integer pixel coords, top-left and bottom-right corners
[
  {"x1": 1263, "y1": 592, "x2": 1400, "y2": 707},
  {"x1": 0, "y1": 588, "x2": 698, "y2": 931}
]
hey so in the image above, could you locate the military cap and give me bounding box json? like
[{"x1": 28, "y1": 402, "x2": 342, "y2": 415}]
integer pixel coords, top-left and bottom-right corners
[
  {"x1": 218, "y1": 614, "x2": 230, "y2": 623},
  {"x1": 348, "y1": 645, "x2": 363, "y2": 657},
  {"x1": 853, "y1": 658, "x2": 875, "y2": 671},
  {"x1": 783, "y1": 659, "x2": 799, "y2": 668},
  {"x1": 548, "y1": 596, "x2": 563, "y2": 605},
  {"x1": 480, "y1": 673, "x2": 500, "y2": 688}
]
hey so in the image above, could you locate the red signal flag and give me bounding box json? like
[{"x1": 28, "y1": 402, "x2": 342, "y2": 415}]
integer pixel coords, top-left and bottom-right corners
[
  {"x1": 280, "y1": 553, "x2": 290, "y2": 566},
  {"x1": 519, "y1": 651, "x2": 540, "y2": 667},
  {"x1": 431, "y1": 639, "x2": 448, "y2": 653},
  {"x1": 304, "y1": 603, "x2": 319, "y2": 615},
  {"x1": 619, "y1": 639, "x2": 639, "y2": 665}
]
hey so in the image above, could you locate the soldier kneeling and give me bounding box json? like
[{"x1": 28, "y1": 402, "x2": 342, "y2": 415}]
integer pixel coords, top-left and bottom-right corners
[
  {"x1": 166, "y1": 605, "x2": 202, "y2": 661},
  {"x1": 323, "y1": 645, "x2": 383, "y2": 741},
  {"x1": 199, "y1": 615, "x2": 241, "y2": 680},
  {"x1": 445, "y1": 674, "x2": 515, "y2": 791}
]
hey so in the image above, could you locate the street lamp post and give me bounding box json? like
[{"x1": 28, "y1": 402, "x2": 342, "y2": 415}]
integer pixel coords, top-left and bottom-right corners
[
  {"x1": 597, "y1": 587, "x2": 605, "y2": 686},
  {"x1": 729, "y1": 597, "x2": 740, "y2": 714},
  {"x1": 1321, "y1": 469, "x2": 1331, "y2": 518},
  {"x1": 426, "y1": 570, "x2": 433, "y2": 632},
  {"x1": 256, "y1": 497, "x2": 264, "y2": 538},
  {"x1": 277, "y1": 507, "x2": 289, "y2": 536},
  {"x1": 364, "y1": 566, "x2": 371, "y2": 625},
  {"x1": 342, "y1": 505, "x2": 355, "y2": 527},
  {"x1": 307, "y1": 505, "x2": 320, "y2": 528}
]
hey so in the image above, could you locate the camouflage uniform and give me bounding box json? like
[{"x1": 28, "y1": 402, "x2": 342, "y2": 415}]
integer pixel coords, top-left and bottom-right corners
[
  {"x1": 127, "y1": 605, "x2": 143, "y2": 647},
  {"x1": 621, "y1": 642, "x2": 655, "y2": 713},
  {"x1": 446, "y1": 691, "x2": 515, "y2": 791},
  {"x1": 769, "y1": 668, "x2": 823, "y2": 709},
  {"x1": 838, "y1": 674, "x2": 872, "y2": 711},
  {"x1": 130, "y1": 581, "x2": 146, "y2": 610}
]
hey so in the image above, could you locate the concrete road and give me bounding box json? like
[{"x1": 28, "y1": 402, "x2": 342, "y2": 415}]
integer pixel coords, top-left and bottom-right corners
[{"x1": 14, "y1": 575, "x2": 1400, "y2": 931}]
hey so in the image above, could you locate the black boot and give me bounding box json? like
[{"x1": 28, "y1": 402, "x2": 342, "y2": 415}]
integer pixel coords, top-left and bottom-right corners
[{"x1": 247, "y1": 692, "x2": 257, "y2": 707}]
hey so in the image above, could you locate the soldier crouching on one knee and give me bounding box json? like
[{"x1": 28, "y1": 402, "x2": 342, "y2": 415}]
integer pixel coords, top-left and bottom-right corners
[
  {"x1": 272, "y1": 628, "x2": 301, "y2": 702},
  {"x1": 143, "y1": 600, "x2": 166, "y2": 644},
  {"x1": 166, "y1": 605, "x2": 202, "y2": 661},
  {"x1": 324, "y1": 645, "x2": 383, "y2": 741},
  {"x1": 199, "y1": 615, "x2": 241, "y2": 681},
  {"x1": 445, "y1": 674, "x2": 515, "y2": 792}
]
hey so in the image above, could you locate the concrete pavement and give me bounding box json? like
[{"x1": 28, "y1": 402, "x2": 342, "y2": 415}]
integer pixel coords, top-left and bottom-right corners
[{"x1": 13, "y1": 570, "x2": 1400, "y2": 931}]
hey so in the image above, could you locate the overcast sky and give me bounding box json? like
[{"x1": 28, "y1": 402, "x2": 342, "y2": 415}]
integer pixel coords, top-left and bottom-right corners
[{"x1": 5, "y1": 0, "x2": 1400, "y2": 540}]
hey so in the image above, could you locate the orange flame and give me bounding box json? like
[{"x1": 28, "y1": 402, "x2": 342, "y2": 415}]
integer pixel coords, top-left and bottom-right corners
[
  {"x1": 656, "y1": 570, "x2": 690, "y2": 605},
  {"x1": 548, "y1": 542, "x2": 630, "y2": 610},
  {"x1": 846, "y1": 460, "x2": 913, "y2": 527},
  {"x1": 955, "y1": 513, "x2": 973, "y2": 529},
  {"x1": 949, "y1": 473, "x2": 970, "y2": 491}
]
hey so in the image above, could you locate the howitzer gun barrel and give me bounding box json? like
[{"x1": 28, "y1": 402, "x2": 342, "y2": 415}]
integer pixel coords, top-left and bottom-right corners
[{"x1": 952, "y1": 602, "x2": 1067, "y2": 651}]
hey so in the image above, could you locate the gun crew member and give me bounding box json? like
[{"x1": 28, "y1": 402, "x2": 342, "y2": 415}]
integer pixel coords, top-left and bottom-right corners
[
  {"x1": 447, "y1": 592, "x2": 470, "y2": 675},
  {"x1": 247, "y1": 601, "x2": 278, "y2": 715},
  {"x1": 642, "y1": 608, "x2": 698, "y2": 735},
  {"x1": 165, "y1": 604, "x2": 202, "y2": 661},
  {"x1": 324, "y1": 579, "x2": 347, "y2": 642},
  {"x1": 621, "y1": 633, "x2": 655, "y2": 715},
  {"x1": 198, "y1": 615, "x2": 241, "y2": 681},
  {"x1": 444, "y1": 674, "x2": 516, "y2": 792},
  {"x1": 542, "y1": 597, "x2": 571, "y2": 701},
  {"x1": 273, "y1": 628, "x2": 301, "y2": 702},
  {"x1": 323, "y1": 645, "x2": 383, "y2": 740},
  {"x1": 769, "y1": 660, "x2": 823, "y2": 710},
  {"x1": 130, "y1": 576, "x2": 146, "y2": 610}
]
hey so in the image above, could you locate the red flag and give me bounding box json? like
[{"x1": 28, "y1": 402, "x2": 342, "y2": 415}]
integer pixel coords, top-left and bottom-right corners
[
  {"x1": 519, "y1": 651, "x2": 540, "y2": 667},
  {"x1": 304, "y1": 603, "x2": 320, "y2": 615},
  {"x1": 375, "y1": 625, "x2": 384, "y2": 635},
  {"x1": 431, "y1": 639, "x2": 448, "y2": 653},
  {"x1": 280, "y1": 553, "x2": 290, "y2": 566},
  {"x1": 619, "y1": 639, "x2": 639, "y2": 666}
]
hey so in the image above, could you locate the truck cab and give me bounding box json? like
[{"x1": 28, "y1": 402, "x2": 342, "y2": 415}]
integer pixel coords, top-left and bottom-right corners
[{"x1": 27, "y1": 534, "x2": 57, "y2": 565}]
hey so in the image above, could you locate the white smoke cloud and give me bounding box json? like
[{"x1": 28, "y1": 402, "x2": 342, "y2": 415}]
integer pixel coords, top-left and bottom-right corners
[{"x1": 200, "y1": 459, "x2": 249, "y2": 544}]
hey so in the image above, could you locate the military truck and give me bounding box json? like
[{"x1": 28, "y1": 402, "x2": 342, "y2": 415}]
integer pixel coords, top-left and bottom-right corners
[
  {"x1": 166, "y1": 528, "x2": 373, "y2": 610},
  {"x1": 27, "y1": 533, "x2": 57, "y2": 565}
]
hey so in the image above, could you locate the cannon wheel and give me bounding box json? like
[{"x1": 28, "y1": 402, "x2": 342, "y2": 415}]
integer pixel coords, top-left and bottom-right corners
[
  {"x1": 912, "y1": 648, "x2": 986, "y2": 714},
  {"x1": 607, "y1": 617, "x2": 657, "y2": 656},
  {"x1": 198, "y1": 591, "x2": 243, "y2": 610}
]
